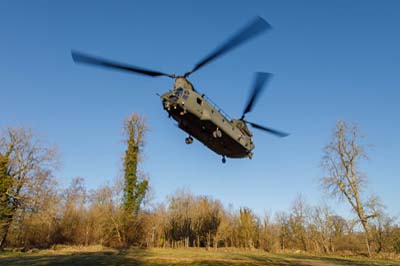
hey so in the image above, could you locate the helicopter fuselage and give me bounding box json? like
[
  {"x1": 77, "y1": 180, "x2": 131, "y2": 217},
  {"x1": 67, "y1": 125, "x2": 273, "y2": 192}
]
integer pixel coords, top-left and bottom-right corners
[{"x1": 160, "y1": 77, "x2": 255, "y2": 159}]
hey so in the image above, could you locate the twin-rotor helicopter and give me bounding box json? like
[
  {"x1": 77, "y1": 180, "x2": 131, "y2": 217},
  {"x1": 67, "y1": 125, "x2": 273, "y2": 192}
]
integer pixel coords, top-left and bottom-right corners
[{"x1": 72, "y1": 16, "x2": 289, "y2": 163}]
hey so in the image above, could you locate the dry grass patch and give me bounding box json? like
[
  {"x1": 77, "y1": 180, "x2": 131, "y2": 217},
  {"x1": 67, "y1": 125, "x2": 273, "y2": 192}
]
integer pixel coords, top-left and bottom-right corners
[{"x1": 1, "y1": 247, "x2": 400, "y2": 266}]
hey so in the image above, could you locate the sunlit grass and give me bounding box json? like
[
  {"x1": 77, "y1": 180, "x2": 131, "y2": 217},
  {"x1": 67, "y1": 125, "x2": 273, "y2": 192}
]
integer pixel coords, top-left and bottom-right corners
[{"x1": 1, "y1": 247, "x2": 400, "y2": 266}]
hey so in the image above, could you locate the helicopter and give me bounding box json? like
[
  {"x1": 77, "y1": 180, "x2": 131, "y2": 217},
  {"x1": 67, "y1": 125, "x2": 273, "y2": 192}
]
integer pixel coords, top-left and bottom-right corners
[{"x1": 71, "y1": 16, "x2": 288, "y2": 163}]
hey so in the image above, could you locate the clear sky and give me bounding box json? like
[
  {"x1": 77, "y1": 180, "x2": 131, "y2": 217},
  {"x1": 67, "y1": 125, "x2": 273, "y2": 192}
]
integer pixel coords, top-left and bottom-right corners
[{"x1": 1, "y1": 1, "x2": 399, "y2": 218}]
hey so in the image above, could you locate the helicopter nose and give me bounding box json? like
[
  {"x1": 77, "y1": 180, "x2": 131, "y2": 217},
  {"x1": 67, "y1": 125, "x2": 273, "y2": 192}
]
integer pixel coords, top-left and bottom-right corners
[{"x1": 163, "y1": 100, "x2": 171, "y2": 110}]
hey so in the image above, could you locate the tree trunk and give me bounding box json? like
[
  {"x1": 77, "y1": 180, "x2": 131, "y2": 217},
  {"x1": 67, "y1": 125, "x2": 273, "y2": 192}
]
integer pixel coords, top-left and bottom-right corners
[
  {"x1": 0, "y1": 216, "x2": 13, "y2": 248},
  {"x1": 361, "y1": 220, "x2": 372, "y2": 257},
  {"x1": 111, "y1": 216, "x2": 124, "y2": 247}
]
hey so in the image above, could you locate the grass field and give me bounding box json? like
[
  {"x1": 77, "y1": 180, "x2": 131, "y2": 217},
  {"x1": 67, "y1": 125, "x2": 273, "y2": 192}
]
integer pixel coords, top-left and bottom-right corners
[{"x1": 1, "y1": 247, "x2": 400, "y2": 266}]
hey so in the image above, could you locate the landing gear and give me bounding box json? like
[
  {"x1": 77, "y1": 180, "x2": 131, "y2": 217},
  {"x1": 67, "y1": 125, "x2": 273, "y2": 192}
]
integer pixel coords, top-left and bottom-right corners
[
  {"x1": 222, "y1": 156, "x2": 226, "y2": 164},
  {"x1": 213, "y1": 128, "x2": 222, "y2": 138},
  {"x1": 185, "y1": 136, "x2": 193, "y2": 144}
]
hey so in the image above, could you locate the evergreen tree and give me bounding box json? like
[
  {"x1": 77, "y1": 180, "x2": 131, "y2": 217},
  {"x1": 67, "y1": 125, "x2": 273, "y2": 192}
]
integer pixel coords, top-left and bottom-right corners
[{"x1": 123, "y1": 114, "x2": 149, "y2": 216}]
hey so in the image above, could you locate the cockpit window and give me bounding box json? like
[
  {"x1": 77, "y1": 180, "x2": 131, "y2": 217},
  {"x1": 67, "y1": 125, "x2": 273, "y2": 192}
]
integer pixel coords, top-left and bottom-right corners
[{"x1": 174, "y1": 87, "x2": 184, "y2": 97}]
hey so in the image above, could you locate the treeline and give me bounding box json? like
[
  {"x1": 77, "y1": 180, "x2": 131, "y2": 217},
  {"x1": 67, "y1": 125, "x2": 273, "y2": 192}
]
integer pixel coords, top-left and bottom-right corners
[
  {"x1": 1, "y1": 117, "x2": 400, "y2": 257},
  {"x1": 3, "y1": 177, "x2": 400, "y2": 255}
]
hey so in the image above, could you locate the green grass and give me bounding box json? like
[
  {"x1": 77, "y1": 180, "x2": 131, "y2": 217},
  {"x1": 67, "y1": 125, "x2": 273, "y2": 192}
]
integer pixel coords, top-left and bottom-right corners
[{"x1": 1, "y1": 247, "x2": 400, "y2": 266}]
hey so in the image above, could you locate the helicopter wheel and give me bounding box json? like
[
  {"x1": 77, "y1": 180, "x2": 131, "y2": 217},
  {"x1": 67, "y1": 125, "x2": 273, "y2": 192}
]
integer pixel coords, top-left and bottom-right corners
[
  {"x1": 185, "y1": 136, "x2": 193, "y2": 144},
  {"x1": 222, "y1": 156, "x2": 226, "y2": 164}
]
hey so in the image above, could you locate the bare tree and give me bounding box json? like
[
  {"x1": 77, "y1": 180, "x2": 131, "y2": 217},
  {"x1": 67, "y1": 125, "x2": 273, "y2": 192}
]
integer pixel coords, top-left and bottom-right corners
[
  {"x1": 259, "y1": 213, "x2": 279, "y2": 252},
  {"x1": 288, "y1": 195, "x2": 310, "y2": 251},
  {"x1": 321, "y1": 121, "x2": 380, "y2": 257},
  {"x1": 276, "y1": 211, "x2": 290, "y2": 251},
  {"x1": 58, "y1": 177, "x2": 88, "y2": 245},
  {"x1": 370, "y1": 211, "x2": 395, "y2": 253},
  {"x1": 238, "y1": 207, "x2": 259, "y2": 249},
  {"x1": 310, "y1": 204, "x2": 337, "y2": 253},
  {"x1": 0, "y1": 128, "x2": 58, "y2": 248},
  {"x1": 88, "y1": 181, "x2": 126, "y2": 248}
]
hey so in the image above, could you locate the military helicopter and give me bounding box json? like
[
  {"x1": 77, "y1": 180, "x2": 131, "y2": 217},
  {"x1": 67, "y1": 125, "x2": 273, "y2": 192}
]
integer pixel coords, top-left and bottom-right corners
[{"x1": 71, "y1": 16, "x2": 288, "y2": 163}]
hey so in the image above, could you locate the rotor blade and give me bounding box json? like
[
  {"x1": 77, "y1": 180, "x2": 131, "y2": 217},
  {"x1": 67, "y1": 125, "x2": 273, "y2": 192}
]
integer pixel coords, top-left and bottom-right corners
[
  {"x1": 241, "y1": 72, "x2": 272, "y2": 119},
  {"x1": 186, "y1": 16, "x2": 271, "y2": 76},
  {"x1": 245, "y1": 121, "x2": 289, "y2": 137},
  {"x1": 71, "y1": 50, "x2": 173, "y2": 78}
]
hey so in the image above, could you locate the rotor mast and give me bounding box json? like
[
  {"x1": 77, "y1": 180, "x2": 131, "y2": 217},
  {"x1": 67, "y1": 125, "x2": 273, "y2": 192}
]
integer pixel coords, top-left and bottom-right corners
[{"x1": 173, "y1": 77, "x2": 195, "y2": 91}]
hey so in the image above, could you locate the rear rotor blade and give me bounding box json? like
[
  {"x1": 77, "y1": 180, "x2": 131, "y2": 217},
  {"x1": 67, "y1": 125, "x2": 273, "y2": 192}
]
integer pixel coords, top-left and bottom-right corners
[
  {"x1": 245, "y1": 120, "x2": 289, "y2": 137},
  {"x1": 241, "y1": 72, "x2": 272, "y2": 119},
  {"x1": 71, "y1": 50, "x2": 174, "y2": 78},
  {"x1": 185, "y1": 16, "x2": 271, "y2": 76}
]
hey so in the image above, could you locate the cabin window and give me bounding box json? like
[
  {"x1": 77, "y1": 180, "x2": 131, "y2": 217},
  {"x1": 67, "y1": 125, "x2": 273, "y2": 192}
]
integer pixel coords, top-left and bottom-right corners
[
  {"x1": 197, "y1": 98, "x2": 202, "y2": 105},
  {"x1": 182, "y1": 90, "x2": 189, "y2": 100}
]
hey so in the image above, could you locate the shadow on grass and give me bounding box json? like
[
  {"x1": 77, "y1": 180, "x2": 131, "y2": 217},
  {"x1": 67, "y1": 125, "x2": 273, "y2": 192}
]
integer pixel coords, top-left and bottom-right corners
[
  {"x1": 1, "y1": 249, "x2": 400, "y2": 266},
  {"x1": 0, "y1": 251, "x2": 143, "y2": 266}
]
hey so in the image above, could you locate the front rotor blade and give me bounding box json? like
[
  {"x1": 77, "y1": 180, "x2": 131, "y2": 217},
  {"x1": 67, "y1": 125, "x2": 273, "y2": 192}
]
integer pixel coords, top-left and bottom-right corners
[
  {"x1": 186, "y1": 16, "x2": 271, "y2": 76},
  {"x1": 246, "y1": 121, "x2": 289, "y2": 137},
  {"x1": 71, "y1": 50, "x2": 173, "y2": 78},
  {"x1": 241, "y1": 72, "x2": 272, "y2": 119}
]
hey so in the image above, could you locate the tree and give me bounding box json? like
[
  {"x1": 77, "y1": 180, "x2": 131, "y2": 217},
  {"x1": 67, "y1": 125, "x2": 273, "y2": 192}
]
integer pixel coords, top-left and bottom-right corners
[
  {"x1": 370, "y1": 211, "x2": 395, "y2": 253},
  {"x1": 58, "y1": 177, "x2": 88, "y2": 245},
  {"x1": 0, "y1": 145, "x2": 13, "y2": 249},
  {"x1": 166, "y1": 190, "x2": 194, "y2": 248},
  {"x1": 288, "y1": 195, "x2": 310, "y2": 251},
  {"x1": 88, "y1": 181, "x2": 125, "y2": 248},
  {"x1": 238, "y1": 207, "x2": 259, "y2": 249},
  {"x1": 321, "y1": 121, "x2": 380, "y2": 257},
  {"x1": 310, "y1": 204, "x2": 337, "y2": 253},
  {"x1": 259, "y1": 214, "x2": 279, "y2": 252},
  {"x1": 0, "y1": 128, "x2": 58, "y2": 248},
  {"x1": 121, "y1": 114, "x2": 149, "y2": 247},
  {"x1": 13, "y1": 169, "x2": 60, "y2": 248},
  {"x1": 123, "y1": 114, "x2": 149, "y2": 216},
  {"x1": 276, "y1": 211, "x2": 290, "y2": 251},
  {"x1": 193, "y1": 196, "x2": 221, "y2": 248}
]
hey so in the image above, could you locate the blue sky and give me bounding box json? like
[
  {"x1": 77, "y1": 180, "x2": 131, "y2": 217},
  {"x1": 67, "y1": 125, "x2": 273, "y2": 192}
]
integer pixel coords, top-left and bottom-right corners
[{"x1": 1, "y1": 1, "x2": 399, "y2": 218}]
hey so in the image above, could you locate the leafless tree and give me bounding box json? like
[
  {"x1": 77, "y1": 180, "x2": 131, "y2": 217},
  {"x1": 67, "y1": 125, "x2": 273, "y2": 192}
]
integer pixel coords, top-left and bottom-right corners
[
  {"x1": 0, "y1": 128, "x2": 58, "y2": 248},
  {"x1": 321, "y1": 121, "x2": 380, "y2": 256},
  {"x1": 238, "y1": 207, "x2": 259, "y2": 249},
  {"x1": 288, "y1": 195, "x2": 310, "y2": 251},
  {"x1": 259, "y1": 213, "x2": 279, "y2": 252},
  {"x1": 276, "y1": 211, "x2": 290, "y2": 251},
  {"x1": 88, "y1": 181, "x2": 126, "y2": 248},
  {"x1": 310, "y1": 204, "x2": 337, "y2": 253},
  {"x1": 370, "y1": 211, "x2": 396, "y2": 253},
  {"x1": 57, "y1": 177, "x2": 88, "y2": 245}
]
